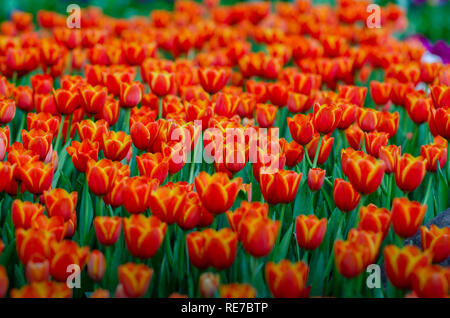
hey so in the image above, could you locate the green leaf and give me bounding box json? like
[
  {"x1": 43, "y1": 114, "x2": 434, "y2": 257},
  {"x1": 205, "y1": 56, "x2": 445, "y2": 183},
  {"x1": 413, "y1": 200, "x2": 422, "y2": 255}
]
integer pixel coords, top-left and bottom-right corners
[
  {"x1": 79, "y1": 181, "x2": 93, "y2": 246},
  {"x1": 273, "y1": 223, "x2": 294, "y2": 262}
]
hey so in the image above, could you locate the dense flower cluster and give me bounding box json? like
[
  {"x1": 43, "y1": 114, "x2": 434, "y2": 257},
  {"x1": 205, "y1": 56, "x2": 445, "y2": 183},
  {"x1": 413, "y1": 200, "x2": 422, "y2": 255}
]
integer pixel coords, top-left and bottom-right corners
[{"x1": 0, "y1": 0, "x2": 448, "y2": 299}]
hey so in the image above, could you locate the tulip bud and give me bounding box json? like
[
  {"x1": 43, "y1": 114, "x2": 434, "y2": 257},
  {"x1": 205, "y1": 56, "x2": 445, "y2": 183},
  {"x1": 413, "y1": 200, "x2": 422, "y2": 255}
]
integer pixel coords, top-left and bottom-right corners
[
  {"x1": 87, "y1": 250, "x2": 106, "y2": 282},
  {"x1": 199, "y1": 272, "x2": 220, "y2": 298},
  {"x1": 307, "y1": 168, "x2": 325, "y2": 191}
]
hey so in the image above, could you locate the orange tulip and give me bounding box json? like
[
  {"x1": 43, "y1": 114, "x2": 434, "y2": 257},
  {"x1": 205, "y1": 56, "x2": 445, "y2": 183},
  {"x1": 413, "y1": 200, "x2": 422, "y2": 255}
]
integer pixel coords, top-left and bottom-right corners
[
  {"x1": 238, "y1": 213, "x2": 280, "y2": 257},
  {"x1": 118, "y1": 263, "x2": 153, "y2": 298},
  {"x1": 357, "y1": 107, "x2": 379, "y2": 132},
  {"x1": 11, "y1": 200, "x2": 45, "y2": 230},
  {"x1": 10, "y1": 281, "x2": 72, "y2": 298},
  {"x1": 0, "y1": 266, "x2": 8, "y2": 298},
  {"x1": 94, "y1": 216, "x2": 122, "y2": 246},
  {"x1": 391, "y1": 197, "x2": 427, "y2": 238},
  {"x1": 0, "y1": 97, "x2": 16, "y2": 124},
  {"x1": 307, "y1": 168, "x2": 325, "y2": 191},
  {"x1": 87, "y1": 250, "x2": 106, "y2": 282},
  {"x1": 123, "y1": 214, "x2": 166, "y2": 259},
  {"x1": 287, "y1": 113, "x2": 315, "y2": 145},
  {"x1": 430, "y1": 85, "x2": 450, "y2": 109},
  {"x1": 53, "y1": 87, "x2": 80, "y2": 115},
  {"x1": 149, "y1": 182, "x2": 189, "y2": 224},
  {"x1": 370, "y1": 81, "x2": 392, "y2": 105},
  {"x1": 101, "y1": 130, "x2": 132, "y2": 162},
  {"x1": 334, "y1": 240, "x2": 366, "y2": 278},
  {"x1": 333, "y1": 178, "x2": 361, "y2": 212},
  {"x1": 420, "y1": 225, "x2": 450, "y2": 263},
  {"x1": 312, "y1": 103, "x2": 342, "y2": 134},
  {"x1": 66, "y1": 139, "x2": 99, "y2": 173},
  {"x1": 49, "y1": 240, "x2": 89, "y2": 282},
  {"x1": 358, "y1": 204, "x2": 391, "y2": 239},
  {"x1": 25, "y1": 258, "x2": 50, "y2": 283},
  {"x1": 394, "y1": 153, "x2": 427, "y2": 192},
  {"x1": 21, "y1": 128, "x2": 53, "y2": 161},
  {"x1": 383, "y1": 245, "x2": 431, "y2": 289},
  {"x1": 255, "y1": 103, "x2": 277, "y2": 128},
  {"x1": 364, "y1": 131, "x2": 389, "y2": 158},
  {"x1": 420, "y1": 144, "x2": 447, "y2": 172},
  {"x1": 17, "y1": 161, "x2": 53, "y2": 195},
  {"x1": 345, "y1": 124, "x2": 364, "y2": 150},
  {"x1": 379, "y1": 145, "x2": 401, "y2": 174},
  {"x1": 306, "y1": 133, "x2": 334, "y2": 165},
  {"x1": 77, "y1": 119, "x2": 109, "y2": 144},
  {"x1": 86, "y1": 159, "x2": 119, "y2": 196},
  {"x1": 79, "y1": 84, "x2": 107, "y2": 114},
  {"x1": 136, "y1": 152, "x2": 169, "y2": 184},
  {"x1": 120, "y1": 81, "x2": 142, "y2": 108},
  {"x1": 411, "y1": 265, "x2": 450, "y2": 298},
  {"x1": 198, "y1": 67, "x2": 230, "y2": 94},
  {"x1": 148, "y1": 71, "x2": 174, "y2": 97},
  {"x1": 195, "y1": 172, "x2": 242, "y2": 214},
  {"x1": 295, "y1": 214, "x2": 327, "y2": 250},
  {"x1": 43, "y1": 188, "x2": 77, "y2": 222},
  {"x1": 265, "y1": 260, "x2": 310, "y2": 298},
  {"x1": 377, "y1": 111, "x2": 399, "y2": 138},
  {"x1": 219, "y1": 283, "x2": 256, "y2": 298},
  {"x1": 259, "y1": 169, "x2": 302, "y2": 204},
  {"x1": 199, "y1": 272, "x2": 220, "y2": 298},
  {"x1": 186, "y1": 228, "x2": 238, "y2": 270}
]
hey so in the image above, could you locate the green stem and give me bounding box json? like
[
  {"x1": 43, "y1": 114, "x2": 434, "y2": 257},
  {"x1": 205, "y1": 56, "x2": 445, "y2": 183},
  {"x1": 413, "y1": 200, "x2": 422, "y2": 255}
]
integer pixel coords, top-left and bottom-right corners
[
  {"x1": 54, "y1": 114, "x2": 66, "y2": 152},
  {"x1": 312, "y1": 135, "x2": 323, "y2": 168}
]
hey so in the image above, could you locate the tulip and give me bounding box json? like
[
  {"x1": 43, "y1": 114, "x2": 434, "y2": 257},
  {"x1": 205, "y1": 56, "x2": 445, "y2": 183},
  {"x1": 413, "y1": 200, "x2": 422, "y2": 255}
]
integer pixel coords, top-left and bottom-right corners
[
  {"x1": 49, "y1": 240, "x2": 89, "y2": 282},
  {"x1": 120, "y1": 81, "x2": 142, "y2": 108},
  {"x1": 383, "y1": 245, "x2": 431, "y2": 289},
  {"x1": 195, "y1": 172, "x2": 242, "y2": 214},
  {"x1": 10, "y1": 281, "x2": 72, "y2": 298},
  {"x1": 312, "y1": 103, "x2": 342, "y2": 134},
  {"x1": 21, "y1": 128, "x2": 53, "y2": 161},
  {"x1": 265, "y1": 260, "x2": 310, "y2": 298},
  {"x1": 432, "y1": 106, "x2": 450, "y2": 139},
  {"x1": 15, "y1": 228, "x2": 55, "y2": 265},
  {"x1": 77, "y1": 119, "x2": 109, "y2": 144},
  {"x1": 79, "y1": 84, "x2": 107, "y2": 114},
  {"x1": 26, "y1": 112, "x2": 60, "y2": 137},
  {"x1": 94, "y1": 216, "x2": 122, "y2": 246},
  {"x1": 186, "y1": 228, "x2": 238, "y2": 270},
  {"x1": 25, "y1": 258, "x2": 50, "y2": 283},
  {"x1": 391, "y1": 197, "x2": 427, "y2": 238},
  {"x1": 295, "y1": 214, "x2": 327, "y2": 250},
  {"x1": 333, "y1": 178, "x2": 361, "y2": 212},
  {"x1": 43, "y1": 188, "x2": 77, "y2": 222},
  {"x1": 357, "y1": 107, "x2": 379, "y2": 132},
  {"x1": 347, "y1": 229, "x2": 382, "y2": 265},
  {"x1": 0, "y1": 266, "x2": 8, "y2": 298},
  {"x1": 239, "y1": 214, "x2": 280, "y2": 257},
  {"x1": 12, "y1": 200, "x2": 45, "y2": 229},
  {"x1": 66, "y1": 139, "x2": 99, "y2": 173},
  {"x1": 219, "y1": 283, "x2": 256, "y2": 298},
  {"x1": 358, "y1": 204, "x2": 391, "y2": 239},
  {"x1": 259, "y1": 169, "x2": 302, "y2": 204},
  {"x1": 86, "y1": 159, "x2": 118, "y2": 196},
  {"x1": 123, "y1": 214, "x2": 166, "y2": 259},
  {"x1": 198, "y1": 67, "x2": 230, "y2": 94},
  {"x1": 420, "y1": 144, "x2": 447, "y2": 172},
  {"x1": 287, "y1": 91, "x2": 310, "y2": 113},
  {"x1": 420, "y1": 225, "x2": 450, "y2": 263},
  {"x1": 53, "y1": 88, "x2": 80, "y2": 115},
  {"x1": 345, "y1": 124, "x2": 364, "y2": 150},
  {"x1": 337, "y1": 85, "x2": 367, "y2": 107},
  {"x1": 267, "y1": 82, "x2": 289, "y2": 107},
  {"x1": 13, "y1": 85, "x2": 33, "y2": 112},
  {"x1": 284, "y1": 140, "x2": 304, "y2": 168},
  {"x1": 306, "y1": 133, "x2": 334, "y2": 165},
  {"x1": 430, "y1": 85, "x2": 450, "y2": 109},
  {"x1": 118, "y1": 263, "x2": 153, "y2": 298},
  {"x1": 377, "y1": 111, "x2": 399, "y2": 138},
  {"x1": 148, "y1": 71, "x2": 174, "y2": 97},
  {"x1": 394, "y1": 153, "x2": 427, "y2": 192},
  {"x1": 379, "y1": 145, "x2": 400, "y2": 174},
  {"x1": 136, "y1": 152, "x2": 169, "y2": 184},
  {"x1": 287, "y1": 113, "x2": 315, "y2": 145},
  {"x1": 364, "y1": 131, "x2": 389, "y2": 158},
  {"x1": 87, "y1": 250, "x2": 106, "y2": 282},
  {"x1": 0, "y1": 98, "x2": 15, "y2": 124},
  {"x1": 214, "y1": 92, "x2": 240, "y2": 118},
  {"x1": 307, "y1": 168, "x2": 325, "y2": 191},
  {"x1": 17, "y1": 161, "x2": 53, "y2": 195},
  {"x1": 344, "y1": 152, "x2": 385, "y2": 195},
  {"x1": 101, "y1": 130, "x2": 132, "y2": 162},
  {"x1": 391, "y1": 82, "x2": 415, "y2": 107},
  {"x1": 370, "y1": 81, "x2": 392, "y2": 105},
  {"x1": 122, "y1": 176, "x2": 159, "y2": 214},
  {"x1": 411, "y1": 265, "x2": 450, "y2": 298},
  {"x1": 255, "y1": 103, "x2": 277, "y2": 128},
  {"x1": 334, "y1": 240, "x2": 366, "y2": 278},
  {"x1": 337, "y1": 102, "x2": 356, "y2": 130},
  {"x1": 130, "y1": 118, "x2": 159, "y2": 151},
  {"x1": 199, "y1": 272, "x2": 220, "y2": 298}
]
